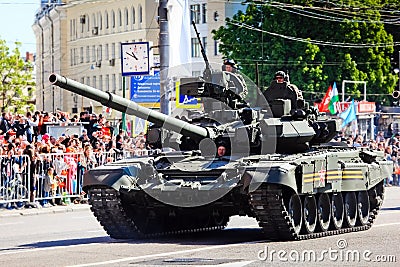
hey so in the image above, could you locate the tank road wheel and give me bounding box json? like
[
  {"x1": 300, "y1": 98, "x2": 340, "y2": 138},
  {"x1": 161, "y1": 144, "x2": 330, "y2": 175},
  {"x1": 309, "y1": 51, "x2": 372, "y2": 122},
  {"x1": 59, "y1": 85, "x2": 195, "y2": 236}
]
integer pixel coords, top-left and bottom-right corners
[
  {"x1": 357, "y1": 191, "x2": 370, "y2": 226},
  {"x1": 287, "y1": 194, "x2": 302, "y2": 235},
  {"x1": 301, "y1": 195, "x2": 317, "y2": 234},
  {"x1": 344, "y1": 192, "x2": 357, "y2": 228},
  {"x1": 330, "y1": 193, "x2": 344, "y2": 230},
  {"x1": 317, "y1": 193, "x2": 331, "y2": 232}
]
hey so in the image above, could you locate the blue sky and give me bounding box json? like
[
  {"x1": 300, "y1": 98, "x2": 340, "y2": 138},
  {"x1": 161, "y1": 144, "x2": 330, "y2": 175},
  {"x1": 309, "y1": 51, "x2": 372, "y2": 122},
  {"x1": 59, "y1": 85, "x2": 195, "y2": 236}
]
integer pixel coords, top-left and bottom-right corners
[{"x1": 0, "y1": 1, "x2": 39, "y2": 53}]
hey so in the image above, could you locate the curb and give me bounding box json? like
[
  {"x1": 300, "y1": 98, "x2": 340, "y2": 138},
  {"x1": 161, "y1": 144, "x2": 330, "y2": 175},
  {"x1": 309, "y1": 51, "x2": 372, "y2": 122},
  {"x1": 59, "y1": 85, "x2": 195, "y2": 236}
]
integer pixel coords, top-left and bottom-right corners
[{"x1": 0, "y1": 204, "x2": 90, "y2": 218}]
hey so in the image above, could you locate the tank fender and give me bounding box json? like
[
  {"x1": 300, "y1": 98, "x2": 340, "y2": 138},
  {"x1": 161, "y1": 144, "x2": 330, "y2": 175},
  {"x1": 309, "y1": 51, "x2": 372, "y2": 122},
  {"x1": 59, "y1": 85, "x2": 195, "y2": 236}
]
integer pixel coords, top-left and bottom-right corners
[
  {"x1": 83, "y1": 164, "x2": 141, "y2": 191},
  {"x1": 247, "y1": 162, "x2": 298, "y2": 192},
  {"x1": 377, "y1": 160, "x2": 394, "y2": 179}
]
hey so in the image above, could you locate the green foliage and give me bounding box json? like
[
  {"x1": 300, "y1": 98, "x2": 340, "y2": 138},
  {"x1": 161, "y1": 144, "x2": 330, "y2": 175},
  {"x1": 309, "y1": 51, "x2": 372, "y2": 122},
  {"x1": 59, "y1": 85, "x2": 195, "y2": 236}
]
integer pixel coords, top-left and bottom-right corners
[
  {"x1": 212, "y1": 0, "x2": 398, "y2": 103},
  {"x1": 0, "y1": 37, "x2": 35, "y2": 113}
]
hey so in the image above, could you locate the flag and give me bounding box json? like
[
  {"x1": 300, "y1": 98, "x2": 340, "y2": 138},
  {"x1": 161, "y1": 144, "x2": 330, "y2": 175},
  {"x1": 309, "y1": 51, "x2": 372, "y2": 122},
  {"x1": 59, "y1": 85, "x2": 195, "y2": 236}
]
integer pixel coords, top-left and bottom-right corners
[
  {"x1": 318, "y1": 85, "x2": 332, "y2": 112},
  {"x1": 340, "y1": 99, "x2": 357, "y2": 128},
  {"x1": 328, "y1": 82, "x2": 339, "y2": 114},
  {"x1": 168, "y1": 0, "x2": 191, "y2": 67}
]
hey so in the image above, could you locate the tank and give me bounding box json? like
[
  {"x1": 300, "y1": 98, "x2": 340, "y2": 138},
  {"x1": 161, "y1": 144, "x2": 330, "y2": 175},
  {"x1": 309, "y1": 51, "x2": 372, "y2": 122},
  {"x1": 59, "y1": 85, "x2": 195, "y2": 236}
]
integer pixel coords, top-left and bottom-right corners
[{"x1": 49, "y1": 69, "x2": 392, "y2": 241}]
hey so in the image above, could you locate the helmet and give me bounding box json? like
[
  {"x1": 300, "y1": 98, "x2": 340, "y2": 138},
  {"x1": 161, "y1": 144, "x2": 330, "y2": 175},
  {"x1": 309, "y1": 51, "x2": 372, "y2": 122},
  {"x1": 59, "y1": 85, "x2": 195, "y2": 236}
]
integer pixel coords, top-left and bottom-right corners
[
  {"x1": 274, "y1": 71, "x2": 286, "y2": 79},
  {"x1": 223, "y1": 59, "x2": 236, "y2": 67}
]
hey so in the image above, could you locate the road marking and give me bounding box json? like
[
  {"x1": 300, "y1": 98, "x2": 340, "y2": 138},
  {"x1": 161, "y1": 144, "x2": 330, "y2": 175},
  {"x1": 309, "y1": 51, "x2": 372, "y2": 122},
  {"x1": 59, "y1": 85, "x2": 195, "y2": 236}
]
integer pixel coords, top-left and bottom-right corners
[
  {"x1": 201, "y1": 261, "x2": 254, "y2": 267},
  {"x1": 379, "y1": 210, "x2": 400, "y2": 215},
  {"x1": 66, "y1": 242, "x2": 261, "y2": 267},
  {"x1": 372, "y1": 222, "x2": 400, "y2": 228},
  {"x1": 0, "y1": 222, "x2": 23, "y2": 226},
  {"x1": 0, "y1": 243, "x2": 100, "y2": 256}
]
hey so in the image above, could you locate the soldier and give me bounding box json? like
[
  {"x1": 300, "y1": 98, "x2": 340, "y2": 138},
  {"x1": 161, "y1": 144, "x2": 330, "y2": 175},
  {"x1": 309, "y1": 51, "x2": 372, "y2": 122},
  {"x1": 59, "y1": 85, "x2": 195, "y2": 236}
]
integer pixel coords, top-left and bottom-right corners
[
  {"x1": 222, "y1": 59, "x2": 248, "y2": 99},
  {"x1": 263, "y1": 71, "x2": 304, "y2": 110}
]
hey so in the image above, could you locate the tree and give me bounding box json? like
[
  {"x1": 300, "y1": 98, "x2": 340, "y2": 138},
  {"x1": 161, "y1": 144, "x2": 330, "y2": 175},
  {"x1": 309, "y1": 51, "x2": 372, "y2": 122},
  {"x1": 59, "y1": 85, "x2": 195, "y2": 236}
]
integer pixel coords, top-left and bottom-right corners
[
  {"x1": 0, "y1": 38, "x2": 35, "y2": 113},
  {"x1": 212, "y1": 0, "x2": 398, "y2": 103}
]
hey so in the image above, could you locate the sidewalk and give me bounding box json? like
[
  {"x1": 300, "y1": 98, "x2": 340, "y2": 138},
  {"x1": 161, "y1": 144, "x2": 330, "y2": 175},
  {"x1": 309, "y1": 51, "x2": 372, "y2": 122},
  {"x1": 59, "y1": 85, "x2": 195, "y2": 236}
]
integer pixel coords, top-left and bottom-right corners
[{"x1": 0, "y1": 203, "x2": 90, "y2": 218}]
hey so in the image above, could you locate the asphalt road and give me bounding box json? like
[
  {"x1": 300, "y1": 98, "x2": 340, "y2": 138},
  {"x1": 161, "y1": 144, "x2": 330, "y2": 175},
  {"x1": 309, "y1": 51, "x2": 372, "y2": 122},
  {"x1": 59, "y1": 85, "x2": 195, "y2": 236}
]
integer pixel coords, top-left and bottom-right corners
[{"x1": 0, "y1": 187, "x2": 399, "y2": 267}]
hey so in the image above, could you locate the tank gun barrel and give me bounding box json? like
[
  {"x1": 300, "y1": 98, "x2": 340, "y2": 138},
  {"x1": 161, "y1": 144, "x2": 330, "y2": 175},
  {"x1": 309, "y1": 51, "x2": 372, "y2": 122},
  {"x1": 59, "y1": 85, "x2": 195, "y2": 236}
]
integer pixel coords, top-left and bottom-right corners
[{"x1": 49, "y1": 73, "x2": 209, "y2": 139}]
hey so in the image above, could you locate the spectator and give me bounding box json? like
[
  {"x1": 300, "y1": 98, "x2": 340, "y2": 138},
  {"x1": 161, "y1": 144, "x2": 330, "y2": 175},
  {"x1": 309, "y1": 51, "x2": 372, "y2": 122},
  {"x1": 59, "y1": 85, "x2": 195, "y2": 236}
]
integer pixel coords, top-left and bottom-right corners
[
  {"x1": 0, "y1": 112, "x2": 11, "y2": 135},
  {"x1": 26, "y1": 112, "x2": 39, "y2": 143},
  {"x1": 42, "y1": 167, "x2": 56, "y2": 207},
  {"x1": 24, "y1": 146, "x2": 40, "y2": 208}
]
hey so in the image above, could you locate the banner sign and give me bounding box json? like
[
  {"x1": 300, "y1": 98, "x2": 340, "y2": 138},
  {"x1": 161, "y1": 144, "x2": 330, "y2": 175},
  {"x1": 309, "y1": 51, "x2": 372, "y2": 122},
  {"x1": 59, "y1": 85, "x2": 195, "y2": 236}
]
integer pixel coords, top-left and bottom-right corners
[{"x1": 130, "y1": 71, "x2": 160, "y2": 107}]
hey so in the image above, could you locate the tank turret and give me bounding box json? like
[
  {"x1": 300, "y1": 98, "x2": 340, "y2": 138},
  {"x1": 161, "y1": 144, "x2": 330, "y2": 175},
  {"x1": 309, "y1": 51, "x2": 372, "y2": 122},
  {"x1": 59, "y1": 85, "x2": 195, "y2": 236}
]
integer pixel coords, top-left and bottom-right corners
[{"x1": 49, "y1": 72, "x2": 338, "y2": 155}]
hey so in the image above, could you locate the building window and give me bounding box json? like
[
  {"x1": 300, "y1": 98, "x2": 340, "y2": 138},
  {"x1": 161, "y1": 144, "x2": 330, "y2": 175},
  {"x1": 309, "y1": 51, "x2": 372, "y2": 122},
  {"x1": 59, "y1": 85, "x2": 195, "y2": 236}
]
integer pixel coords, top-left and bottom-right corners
[
  {"x1": 105, "y1": 43, "x2": 109, "y2": 59},
  {"x1": 118, "y1": 9, "x2": 122, "y2": 27},
  {"x1": 72, "y1": 19, "x2": 76, "y2": 40},
  {"x1": 97, "y1": 45, "x2": 102, "y2": 61},
  {"x1": 92, "y1": 13, "x2": 96, "y2": 28},
  {"x1": 92, "y1": 45, "x2": 96, "y2": 62},
  {"x1": 80, "y1": 47, "x2": 84, "y2": 63},
  {"x1": 111, "y1": 10, "x2": 115, "y2": 28},
  {"x1": 119, "y1": 76, "x2": 123, "y2": 90},
  {"x1": 202, "y1": 37, "x2": 207, "y2": 53},
  {"x1": 202, "y1": 4, "x2": 207, "y2": 23},
  {"x1": 132, "y1": 7, "x2": 135, "y2": 24},
  {"x1": 86, "y1": 77, "x2": 91, "y2": 87},
  {"x1": 86, "y1": 46, "x2": 90, "y2": 62},
  {"x1": 111, "y1": 43, "x2": 115, "y2": 59},
  {"x1": 191, "y1": 37, "x2": 200, "y2": 57},
  {"x1": 105, "y1": 75, "x2": 110, "y2": 91},
  {"x1": 117, "y1": 42, "x2": 121, "y2": 59},
  {"x1": 69, "y1": 19, "x2": 73, "y2": 40},
  {"x1": 105, "y1": 11, "x2": 109, "y2": 29},
  {"x1": 112, "y1": 74, "x2": 116, "y2": 93},
  {"x1": 93, "y1": 76, "x2": 97, "y2": 88},
  {"x1": 99, "y1": 75, "x2": 103, "y2": 91},
  {"x1": 86, "y1": 14, "x2": 90, "y2": 32},
  {"x1": 125, "y1": 8, "x2": 129, "y2": 26},
  {"x1": 139, "y1": 5, "x2": 143, "y2": 23},
  {"x1": 190, "y1": 4, "x2": 200, "y2": 24},
  {"x1": 98, "y1": 12, "x2": 102, "y2": 30},
  {"x1": 214, "y1": 40, "x2": 221, "y2": 56},
  {"x1": 74, "y1": 48, "x2": 78, "y2": 65}
]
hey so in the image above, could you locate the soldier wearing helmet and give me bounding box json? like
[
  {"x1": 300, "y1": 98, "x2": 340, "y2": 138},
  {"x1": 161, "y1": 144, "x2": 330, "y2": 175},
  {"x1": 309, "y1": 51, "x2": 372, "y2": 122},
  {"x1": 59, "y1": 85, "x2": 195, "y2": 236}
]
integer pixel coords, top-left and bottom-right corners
[
  {"x1": 222, "y1": 59, "x2": 248, "y2": 98},
  {"x1": 274, "y1": 71, "x2": 286, "y2": 83},
  {"x1": 223, "y1": 59, "x2": 237, "y2": 73},
  {"x1": 263, "y1": 70, "x2": 304, "y2": 113}
]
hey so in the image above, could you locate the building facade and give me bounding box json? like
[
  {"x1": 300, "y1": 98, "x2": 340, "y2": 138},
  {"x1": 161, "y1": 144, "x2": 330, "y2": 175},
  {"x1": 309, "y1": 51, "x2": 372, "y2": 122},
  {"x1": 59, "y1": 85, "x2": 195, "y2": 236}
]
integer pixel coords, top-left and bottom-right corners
[{"x1": 33, "y1": 0, "x2": 245, "y2": 115}]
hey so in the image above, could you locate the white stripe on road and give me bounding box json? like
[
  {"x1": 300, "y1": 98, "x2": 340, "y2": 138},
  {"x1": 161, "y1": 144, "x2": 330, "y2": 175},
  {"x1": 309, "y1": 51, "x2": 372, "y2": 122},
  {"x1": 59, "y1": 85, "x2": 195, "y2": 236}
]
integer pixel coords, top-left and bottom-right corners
[
  {"x1": 372, "y1": 222, "x2": 400, "y2": 228},
  {"x1": 0, "y1": 243, "x2": 100, "y2": 256},
  {"x1": 378, "y1": 210, "x2": 400, "y2": 215},
  {"x1": 66, "y1": 242, "x2": 261, "y2": 267},
  {"x1": 198, "y1": 261, "x2": 254, "y2": 267},
  {"x1": 0, "y1": 222, "x2": 23, "y2": 226}
]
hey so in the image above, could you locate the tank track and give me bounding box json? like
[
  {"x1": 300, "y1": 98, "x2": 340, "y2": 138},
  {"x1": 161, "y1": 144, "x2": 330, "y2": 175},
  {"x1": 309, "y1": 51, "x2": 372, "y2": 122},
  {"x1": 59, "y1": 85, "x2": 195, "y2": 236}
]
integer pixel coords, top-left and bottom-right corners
[
  {"x1": 249, "y1": 183, "x2": 381, "y2": 241},
  {"x1": 88, "y1": 186, "x2": 228, "y2": 239}
]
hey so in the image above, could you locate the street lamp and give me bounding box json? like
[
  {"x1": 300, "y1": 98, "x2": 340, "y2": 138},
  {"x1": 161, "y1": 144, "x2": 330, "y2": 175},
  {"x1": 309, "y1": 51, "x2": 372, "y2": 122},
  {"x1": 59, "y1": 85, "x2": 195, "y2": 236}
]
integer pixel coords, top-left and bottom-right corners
[
  {"x1": 394, "y1": 67, "x2": 400, "y2": 99},
  {"x1": 393, "y1": 51, "x2": 400, "y2": 99}
]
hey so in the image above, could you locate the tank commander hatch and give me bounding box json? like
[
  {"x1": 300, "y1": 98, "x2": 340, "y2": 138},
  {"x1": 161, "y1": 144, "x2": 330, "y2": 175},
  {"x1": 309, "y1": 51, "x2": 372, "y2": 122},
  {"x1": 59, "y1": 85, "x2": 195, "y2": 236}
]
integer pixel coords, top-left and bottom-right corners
[{"x1": 263, "y1": 71, "x2": 304, "y2": 111}]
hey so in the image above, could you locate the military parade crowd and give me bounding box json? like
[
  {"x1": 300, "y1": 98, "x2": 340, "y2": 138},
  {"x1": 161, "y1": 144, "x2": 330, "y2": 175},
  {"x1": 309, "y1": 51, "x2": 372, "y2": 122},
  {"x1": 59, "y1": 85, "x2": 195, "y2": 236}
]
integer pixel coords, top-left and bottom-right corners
[
  {"x1": 334, "y1": 130, "x2": 400, "y2": 187},
  {"x1": 0, "y1": 110, "x2": 148, "y2": 209}
]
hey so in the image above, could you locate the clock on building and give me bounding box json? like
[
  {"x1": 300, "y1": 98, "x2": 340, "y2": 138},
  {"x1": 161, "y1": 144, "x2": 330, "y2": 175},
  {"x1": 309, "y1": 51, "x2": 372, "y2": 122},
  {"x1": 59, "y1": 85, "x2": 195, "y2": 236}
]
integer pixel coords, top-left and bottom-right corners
[{"x1": 121, "y1": 42, "x2": 153, "y2": 76}]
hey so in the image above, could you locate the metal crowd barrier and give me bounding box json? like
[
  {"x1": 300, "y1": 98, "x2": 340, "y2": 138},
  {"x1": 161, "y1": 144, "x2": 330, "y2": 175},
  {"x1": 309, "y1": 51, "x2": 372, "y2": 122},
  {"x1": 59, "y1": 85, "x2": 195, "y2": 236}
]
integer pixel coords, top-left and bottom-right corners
[
  {"x1": 0, "y1": 155, "x2": 31, "y2": 205},
  {"x1": 0, "y1": 149, "x2": 151, "y2": 207}
]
